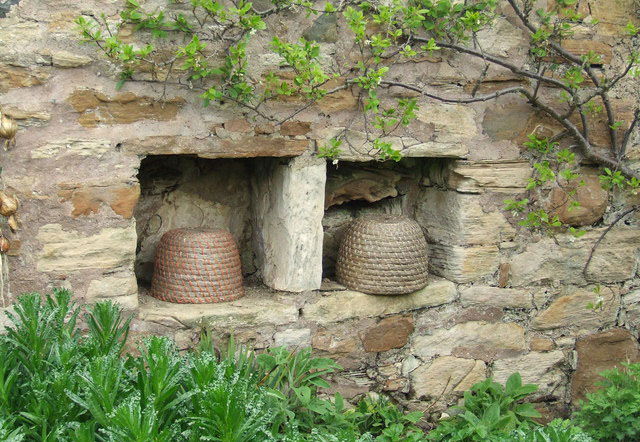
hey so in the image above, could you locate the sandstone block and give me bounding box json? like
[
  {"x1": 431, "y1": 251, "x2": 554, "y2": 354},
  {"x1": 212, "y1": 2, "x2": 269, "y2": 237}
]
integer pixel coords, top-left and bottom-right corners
[
  {"x1": 493, "y1": 351, "x2": 566, "y2": 397},
  {"x1": 572, "y1": 328, "x2": 640, "y2": 404},
  {"x1": 361, "y1": 316, "x2": 414, "y2": 352},
  {"x1": 50, "y1": 51, "x2": 93, "y2": 68},
  {"x1": 252, "y1": 156, "x2": 325, "y2": 292},
  {"x1": 530, "y1": 337, "x2": 555, "y2": 352},
  {"x1": 548, "y1": 169, "x2": 607, "y2": 227},
  {"x1": 428, "y1": 243, "x2": 500, "y2": 283},
  {"x1": 415, "y1": 189, "x2": 515, "y2": 246},
  {"x1": 459, "y1": 286, "x2": 533, "y2": 309},
  {"x1": 139, "y1": 291, "x2": 298, "y2": 329},
  {"x1": 447, "y1": 160, "x2": 533, "y2": 193},
  {"x1": 509, "y1": 228, "x2": 639, "y2": 286},
  {"x1": 37, "y1": 223, "x2": 137, "y2": 272},
  {"x1": 532, "y1": 288, "x2": 619, "y2": 331},
  {"x1": 413, "y1": 321, "x2": 526, "y2": 361},
  {"x1": 411, "y1": 356, "x2": 486, "y2": 399},
  {"x1": 31, "y1": 139, "x2": 113, "y2": 159},
  {"x1": 224, "y1": 118, "x2": 252, "y2": 133},
  {"x1": 305, "y1": 278, "x2": 456, "y2": 324},
  {"x1": 274, "y1": 328, "x2": 312, "y2": 348},
  {"x1": 58, "y1": 183, "x2": 140, "y2": 219},
  {"x1": 0, "y1": 64, "x2": 49, "y2": 92},
  {"x1": 86, "y1": 273, "x2": 138, "y2": 300},
  {"x1": 67, "y1": 89, "x2": 184, "y2": 127},
  {"x1": 280, "y1": 121, "x2": 311, "y2": 136}
]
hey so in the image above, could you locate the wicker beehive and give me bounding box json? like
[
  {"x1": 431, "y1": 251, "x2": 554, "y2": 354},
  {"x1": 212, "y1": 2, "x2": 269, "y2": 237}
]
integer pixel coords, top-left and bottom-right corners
[
  {"x1": 151, "y1": 228, "x2": 245, "y2": 303},
  {"x1": 336, "y1": 215, "x2": 429, "y2": 295}
]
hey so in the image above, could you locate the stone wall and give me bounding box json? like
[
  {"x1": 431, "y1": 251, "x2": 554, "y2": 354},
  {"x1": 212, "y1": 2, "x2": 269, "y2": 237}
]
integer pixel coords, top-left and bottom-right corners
[{"x1": 1, "y1": 0, "x2": 640, "y2": 421}]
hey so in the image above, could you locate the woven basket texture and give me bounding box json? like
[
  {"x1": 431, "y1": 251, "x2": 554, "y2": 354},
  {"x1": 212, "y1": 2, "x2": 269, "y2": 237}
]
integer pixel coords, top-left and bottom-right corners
[
  {"x1": 151, "y1": 228, "x2": 245, "y2": 304},
  {"x1": 336, "y1": 215, "x2": 429, "y2": 295}
]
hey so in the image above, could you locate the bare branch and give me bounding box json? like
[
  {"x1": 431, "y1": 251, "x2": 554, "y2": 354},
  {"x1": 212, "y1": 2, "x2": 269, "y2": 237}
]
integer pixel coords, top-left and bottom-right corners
[{"x1": 583, "y1": 206, "x2": 639, "y2": 277}]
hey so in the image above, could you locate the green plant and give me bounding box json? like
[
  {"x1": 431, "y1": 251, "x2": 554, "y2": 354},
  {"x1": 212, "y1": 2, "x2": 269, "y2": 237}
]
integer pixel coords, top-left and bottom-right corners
[
  {"x1": 573, "y1": 362, "x2": 640, "y2": 441},
  {"x1": 508, "y1": 419, "x2": 593, "y2": 442},
  {"x1": 0, "y1": 290, "x2": 424, "y2": 441},
  {"x1": 353, "y1": 395, "x2": 425, "y2": 441},
  {"x1": 427, "y1": 373, "x2": 541, "y2": 441}
]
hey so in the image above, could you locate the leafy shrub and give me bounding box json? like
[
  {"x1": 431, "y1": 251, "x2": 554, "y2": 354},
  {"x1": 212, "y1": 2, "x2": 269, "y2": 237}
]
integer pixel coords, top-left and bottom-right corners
[
  {"x1": 508, "y1": 419, "x2": 594, "y2": 442},
  {"x1": 427, "y1": 373, "x2": 541, "y2": 441},
  {"x1": 0, "y1": 289, "x2": 423, "y2": 441},
  {"x1": 573, "y1": 362, "x2": 640, "y2": 441}
]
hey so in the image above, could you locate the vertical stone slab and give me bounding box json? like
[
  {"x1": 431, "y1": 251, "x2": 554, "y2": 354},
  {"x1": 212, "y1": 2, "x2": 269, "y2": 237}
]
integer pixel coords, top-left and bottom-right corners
[{"x1": 252, "y1": 155, "x2": 326, "y2": 292}]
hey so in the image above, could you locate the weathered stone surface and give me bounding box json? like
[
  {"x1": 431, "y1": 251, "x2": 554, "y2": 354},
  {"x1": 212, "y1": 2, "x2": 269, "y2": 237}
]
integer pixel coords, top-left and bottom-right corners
[
  {"x1": 280, "y1": 121, "x2": 311, "y2": 136},
  {"x1": 49, "y1": 50, "x2": 93, "y2": 68},
  {"x1": 361, "y1": 316, "x2": 414, "y2": 353},
  {"x1": 252, "y1": 155, "x2": 326, "y2": 292},
  {"x1": 548, "y1": 170, "x2": 608, "y2": 227},
  {"x1": 413, "y1": 321, "x2": 526, "y2": 361},
  {"x1": 428, "y1": 243, "x2": 500, "y2": 283},
  {"x1": 274, "y1": 328, "x2": 312, "y2": 347},
  {"x1": 532, "y1": 288, "x2": 619, "y2": 331},
  {"x1": 412, "y1": 356, "x2": 486, "y2": 399},
  {"x1": 493, "y1": 351, "x2": 566, "y2": 397},
  {"x1": 58, "y1": 184, "x2": 140, "y2": 218},
  {"x1": 482, "y1": 99, "x2": 532, "y2": 141},
  {"x1": 0, "y1": 63, "x2": 49, "y2": 92},
  {"x1": 31, "y1": 139, "x2": 113, "y2": 159},
  {"x1": 139, "y1": 290, "x2": 299, "y2": 329},
  {"x1": 416, "y1": 189, "x2": 514, "y2": 245},
  {"x1": 460, "y1": 286, "x2": 533, "y2": 309},
  {"x1": 325, "y1": 165, "x2": 402, "y2": 208},
  {"x1": 414, "y1": 103, "x2": 478, "y2": 146},
  {"x1": 37, "y1": 224, "x2": 137, "y2": 272},
  {"x1": 224, "y1": 118, "x2": 252, "y2": 133},
  {"x1": 122, "y1": 135, "x2": 308, "y2": 158},
  {"x1": 509, "y1": 229, "x2": 639, "y2": 286},
  {"x1": 623, "y1": 289, "x2": 640, "y2": 327},
  {"x1": 86, "y1": 273, "x2": 138, "y2": 301},
  {"x1": 447, "y1": 161, "x2": 533, "y2": 193},
  {"x1": 67, "y1": 89, "x2": 184, "y2": 127},
  {"x1": 302, "y1": 13, "x2": 339, "y2": 43},
  {"x1": 572, "y1": 329, "x2": 640, "y2": 404},
  {"x1": 306, "y1": 278, "x2": 456, "y2": 324},
  {"x1": 530, "y1": 337, "x2": 555, "y2": 352}
]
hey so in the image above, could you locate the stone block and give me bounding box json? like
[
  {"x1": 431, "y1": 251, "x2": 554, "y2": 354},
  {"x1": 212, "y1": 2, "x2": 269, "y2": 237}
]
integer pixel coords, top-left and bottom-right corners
[
  {"x1": 305, "y1": 278, "x2": 456, "y2": 324},
  {"x1": 411, "y1": 356, "x2": 486, "y2": 399},
  {"x1": 37, "y1": 223, "x2": 137, "y2": 272},
  {"x1": 493, "y1": 351, "x2": 566, "y2": 398},
  {"x1": 274, "y1": 328, "x2": 312, "y2": 348},
  {"x1": 428, "y1": 243, "x2": 500, "y2": 283},
  {"x1": 415, "y1": 189, "x2": 515, "y2": 245},
  {"x1": 447, "y1": 160, "x2": 533, "y2": 193},
  {"x1": 532, "y1": 288, "x2": 619, "y2": 331},
  {"x1": 123, "y1": 135, "x2": 309, "y2": 158},
  {"x1": 459, "y1": 286, "x2": 533, "y2": 309},
  {"x1": 252, "y1": 155, "x2": 326, "y2": 292},
  {"x1": 361, "y1": 315, "x2": 414, "y2": 353},
  {"x1": 548, "y1": 168, "x2": 607, "y2": 227},
  {"x1": 572, "y1": 328, "x2": 640, "y2": 404},
  {"x1": 67, "y1": 89, "x2": 184, "y2": 127},
  {"x1": 86, "y1": 273, "x2": 138, "y2": 301},
  {"x1": 413, "y1": 321, "x2": 526, "y2": 361},
  {"x1": 31, "y1": 139, "x2": 113, "y2": 159},
  {"x1": 139, "y1": 290, "x2": 299, "y2": 329},
  {"x1": 509, "y1": 228, "x2": 639, "y2": 286}
]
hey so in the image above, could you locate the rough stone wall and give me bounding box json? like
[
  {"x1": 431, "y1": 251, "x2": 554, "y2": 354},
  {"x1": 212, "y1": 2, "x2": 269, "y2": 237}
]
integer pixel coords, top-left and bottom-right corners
[{"x1": 0, "y1": 0, "x2": 639, "y2": 420}]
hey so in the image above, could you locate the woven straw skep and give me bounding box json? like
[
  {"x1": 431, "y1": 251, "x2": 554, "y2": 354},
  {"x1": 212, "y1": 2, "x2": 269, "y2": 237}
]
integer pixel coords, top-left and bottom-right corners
[
  {"x1": 151, "y1": 228, "x2": 245, "y2": 303},
  {"x1": 336, "y1": 215, "x2": 429, "y2": 295}
]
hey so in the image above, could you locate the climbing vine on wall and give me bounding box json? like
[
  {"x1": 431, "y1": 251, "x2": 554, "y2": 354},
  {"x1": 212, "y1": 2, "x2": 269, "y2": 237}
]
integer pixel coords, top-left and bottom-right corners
[{"x1": 78, "y1": 0, "x2": 640, "y2": 256}]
